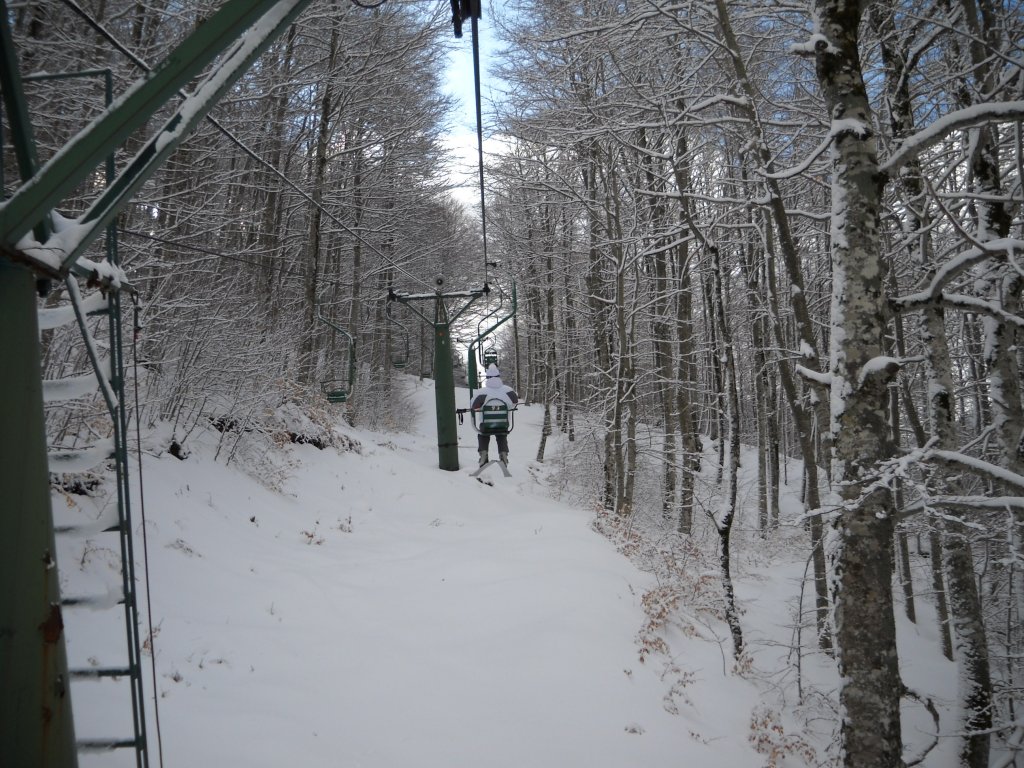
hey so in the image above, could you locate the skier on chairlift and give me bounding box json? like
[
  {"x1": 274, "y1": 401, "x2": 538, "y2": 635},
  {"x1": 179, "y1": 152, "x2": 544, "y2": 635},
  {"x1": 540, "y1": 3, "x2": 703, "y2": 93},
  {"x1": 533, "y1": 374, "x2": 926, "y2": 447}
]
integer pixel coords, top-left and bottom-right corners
[{"x1": 471, "y1": 364, "x2": 518, "y2": 467}]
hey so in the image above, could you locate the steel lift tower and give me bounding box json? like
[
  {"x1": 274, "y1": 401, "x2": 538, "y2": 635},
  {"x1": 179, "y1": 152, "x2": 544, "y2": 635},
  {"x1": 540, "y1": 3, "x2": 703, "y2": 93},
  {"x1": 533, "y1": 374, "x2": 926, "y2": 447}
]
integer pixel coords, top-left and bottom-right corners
[{"x1": 0, "y1": 2, "x2": 329, "y2": 764}]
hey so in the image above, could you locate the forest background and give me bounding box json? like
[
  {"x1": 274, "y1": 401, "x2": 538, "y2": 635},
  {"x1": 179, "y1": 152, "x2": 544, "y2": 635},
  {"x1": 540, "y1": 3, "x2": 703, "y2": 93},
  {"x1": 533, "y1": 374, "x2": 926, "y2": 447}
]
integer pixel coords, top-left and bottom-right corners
[{"x1": 10, "y1": 0, "x2": 1024, "y2": 766}]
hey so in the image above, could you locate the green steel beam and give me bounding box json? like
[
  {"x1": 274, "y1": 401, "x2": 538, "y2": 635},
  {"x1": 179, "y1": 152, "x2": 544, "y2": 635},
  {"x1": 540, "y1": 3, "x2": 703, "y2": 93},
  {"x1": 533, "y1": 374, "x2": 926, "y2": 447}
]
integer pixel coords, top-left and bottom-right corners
[
  {"x1": 0, "y1": 5, "x2": 322, "y2": 766},
  {"x1": 0, "y1": 0, "x2": 51, "y2": 243},
  {"x1": 53, "y1": 0, "x2": 314, "y2": 274},
  {"x1": 0, "y1": 7, "x2": 76, "y2": 765},
  {"x1": 0, "y1": 0, "x2": 302, "y2": 250},
  {"x1": 0, "y1": 0, "x2": 40, "y2": 184},
  {"x1": 433, "y1": 299, "x2": 459, "y2": 470},
  {"x1": 0, "y1": 260, "x2": 78, "y2": 768}
]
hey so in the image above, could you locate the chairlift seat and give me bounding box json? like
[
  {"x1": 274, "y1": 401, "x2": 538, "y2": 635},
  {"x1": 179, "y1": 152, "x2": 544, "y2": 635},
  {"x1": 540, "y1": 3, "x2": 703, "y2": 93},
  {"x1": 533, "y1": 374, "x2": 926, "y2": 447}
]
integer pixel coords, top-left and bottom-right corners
[
  {"x1": 478, "y1": 398, "x2": 513, "y2": 435},
  {"x1": 321, "y1": 380, "x2": 349, "y2": 404}
]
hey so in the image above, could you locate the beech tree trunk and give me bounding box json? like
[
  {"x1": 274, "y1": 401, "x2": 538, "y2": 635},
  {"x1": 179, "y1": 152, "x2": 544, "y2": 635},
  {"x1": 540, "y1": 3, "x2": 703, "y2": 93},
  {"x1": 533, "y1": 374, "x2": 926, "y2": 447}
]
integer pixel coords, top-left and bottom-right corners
[
  {"x1": 922, "y1": 300, "x2": 993, "y2": 767},
  {"x1": 812, "y1": 1, "x2": 903, "y2": 764},
  {"x1": 299, "y1": 21, "x2": 340, "y2": 383},
  {"x1": 709, "y1": 244, "x2": 744, "y2": 657}
]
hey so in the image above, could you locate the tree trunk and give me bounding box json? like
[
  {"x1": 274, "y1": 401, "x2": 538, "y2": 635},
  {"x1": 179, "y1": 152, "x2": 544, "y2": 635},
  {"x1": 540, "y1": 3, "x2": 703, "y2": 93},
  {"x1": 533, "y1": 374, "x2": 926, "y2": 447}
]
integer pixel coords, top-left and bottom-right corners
[
  {"x1": 739, "y1": 230, "x2": 770, "y2": 536},
  {"x1": 640, "y1": 129, "x2": 680, "y2": 526},
  {"x1": 761, "y1": 213, "x2": 832, "y2": 650},
  {"x1": 922, "y1": 299, "x2": 992, "y2": 767},
  {"x1": 299, "y1": 22, "x2": 340, "y2": 383},
  {"x1": 812, "y1": 2, "x2": 903, "y2": 764},
  {"x1": 709, "y1": 245, "x2": 744, "y2": 657},
  {"x1": 922, "y1": 534, "x2": 954, "y2": 669},
  {"x1": 581, "y1": 141, "x2": 615, "y2": 509}
]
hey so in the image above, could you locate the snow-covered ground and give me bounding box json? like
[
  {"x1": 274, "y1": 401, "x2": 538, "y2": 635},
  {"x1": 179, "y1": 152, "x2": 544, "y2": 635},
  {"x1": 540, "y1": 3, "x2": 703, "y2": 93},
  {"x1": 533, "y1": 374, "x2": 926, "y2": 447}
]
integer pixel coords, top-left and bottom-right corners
[{"x1": 54, "y1": 376, "x2": 960, "y2": 767}]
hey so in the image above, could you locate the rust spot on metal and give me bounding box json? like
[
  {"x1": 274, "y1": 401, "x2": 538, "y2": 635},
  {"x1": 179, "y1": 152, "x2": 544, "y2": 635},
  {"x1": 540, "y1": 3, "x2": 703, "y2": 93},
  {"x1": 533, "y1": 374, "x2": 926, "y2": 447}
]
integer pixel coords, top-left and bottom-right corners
[
  {"x1": 41, "y1": 705, "x2": 53, "y2": 725},
  {"x1": 38, "y1": 603, "x2": 63, "y2": 644}
]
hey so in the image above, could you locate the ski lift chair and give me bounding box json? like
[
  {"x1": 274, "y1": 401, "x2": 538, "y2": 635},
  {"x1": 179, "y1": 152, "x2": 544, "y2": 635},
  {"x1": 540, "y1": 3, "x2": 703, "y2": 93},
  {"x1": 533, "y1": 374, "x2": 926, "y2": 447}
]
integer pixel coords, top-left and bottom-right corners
[
  {"x1": 481, "y1": 346, "x2": 498, "y2": 369},
  {"x1": 463, "y1": 394, "x2": 517, "y2": 478},
  {"x1": 321, "y1": 381, "x2": 349, "y2": 404},
  {"x1": 316, "y1": 306, "x2": 356, "y2": 405},
  {"x1": 385, "y1": 299, "x2": 411, "y2": 370}
]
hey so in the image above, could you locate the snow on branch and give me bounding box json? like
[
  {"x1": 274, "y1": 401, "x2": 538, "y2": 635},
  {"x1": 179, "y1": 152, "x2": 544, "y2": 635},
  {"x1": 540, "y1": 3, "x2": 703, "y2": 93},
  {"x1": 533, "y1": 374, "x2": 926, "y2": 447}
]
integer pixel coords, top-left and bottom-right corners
[
  {"x1": 933, "y1": 292, "x2": 1024, "y2": 327},
  {"x1": 856, "y1": 356, "x2": 903, "y2": 388},
  {"x1": 902, "y1": 687, "x2": 941, "y2": 767},
  {"x1": 802, "y1": 434, "x2": 1024, "y2": 523},
  {"x1": 930, "y1": 449, "x2": 1024, "y2": 491},
  {"x1": 796, "y1": 356, "x2": 903, "y2": 408},
  {"x1": 758, "y1": 119, "x2": 869, "y2": 180},
  {"x1": 882, "y1": 101, "x2": 1024, "y2": 176},
  {"x1": 900, "y1": 496, "x2": 1024, "y2": 516},
  {"x1": 794, "y1": 364, "x2": 831, "y2": 387},
  {"x1": 788, "y1": 34, "x2": 839, "y2": 56},
  {"x1": 688, "y1": 94, "x2": 751, "y2": 114},
  {"x1": 889, "y1": 437, "x2": 1024, "y2": 492},
  {"x1": 892, "y1": 239, "x2": 1024, "y2": 309}
]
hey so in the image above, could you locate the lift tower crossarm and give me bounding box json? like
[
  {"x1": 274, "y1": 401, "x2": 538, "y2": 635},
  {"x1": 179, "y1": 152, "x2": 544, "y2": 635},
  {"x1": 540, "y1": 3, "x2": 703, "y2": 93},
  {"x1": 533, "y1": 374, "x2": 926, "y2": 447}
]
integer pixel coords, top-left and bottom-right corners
[
  {"x1": 394, "y1": 288, "x2": 486, "y2": 302},
  {"x1": 0, "y1": 0, "x2": 313, "y2": 268}
]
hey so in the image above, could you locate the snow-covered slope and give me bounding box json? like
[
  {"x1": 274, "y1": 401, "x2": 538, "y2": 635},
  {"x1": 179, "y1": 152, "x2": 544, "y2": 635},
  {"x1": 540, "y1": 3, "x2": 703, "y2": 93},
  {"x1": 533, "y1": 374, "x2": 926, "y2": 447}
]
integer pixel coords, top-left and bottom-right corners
[{"x1": 55, "y1": 375, "x2": 958, "y2": 767}]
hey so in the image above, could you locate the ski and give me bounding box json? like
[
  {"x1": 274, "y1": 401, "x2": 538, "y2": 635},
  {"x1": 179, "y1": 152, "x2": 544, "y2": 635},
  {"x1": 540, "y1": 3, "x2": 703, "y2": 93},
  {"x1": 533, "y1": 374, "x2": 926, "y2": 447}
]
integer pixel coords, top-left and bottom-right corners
[{"x1": 470, "y1": 459, "x2": 511, "y2": 479}]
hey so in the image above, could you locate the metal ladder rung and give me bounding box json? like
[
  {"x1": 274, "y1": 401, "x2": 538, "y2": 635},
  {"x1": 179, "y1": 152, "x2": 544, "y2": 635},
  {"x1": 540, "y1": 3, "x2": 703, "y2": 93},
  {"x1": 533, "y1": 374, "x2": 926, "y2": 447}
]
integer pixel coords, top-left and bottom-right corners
[
  {"x1": 70, "y1": 666, "x2": 132, "y2": 679},
  {"x1": 61, "y1": 595, "x2": 126, "y2": 608},
  {"x1": 77, "y1": 738, "x2": 138, "y2": 753},
  {"x1": 55, "y1": 521, "x2": 123, "y2": 535}
]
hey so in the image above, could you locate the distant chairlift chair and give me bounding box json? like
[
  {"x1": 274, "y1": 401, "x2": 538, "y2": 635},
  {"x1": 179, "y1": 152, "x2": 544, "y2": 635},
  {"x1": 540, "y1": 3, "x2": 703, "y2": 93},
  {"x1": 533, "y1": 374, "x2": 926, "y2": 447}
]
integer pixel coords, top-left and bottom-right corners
[
  {"x1": 386, "y1": 299, "x2": 411, "y2": 370},
  {"x1": 322, "y1": 381, "x2": 349, "y2": 404},
  {"x1": 317, "y1": 307, "x2": 356, "y2": 405},
  {"x1": 481, "y1": 346, "x2": 498, "y2": 369}
]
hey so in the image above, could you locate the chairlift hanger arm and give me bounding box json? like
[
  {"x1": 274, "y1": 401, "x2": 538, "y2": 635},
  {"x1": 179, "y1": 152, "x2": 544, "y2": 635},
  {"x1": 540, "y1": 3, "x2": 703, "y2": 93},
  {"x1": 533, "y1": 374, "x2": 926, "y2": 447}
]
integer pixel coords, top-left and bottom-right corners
[
  {"x1": 474, "y1": 288, "x2": 505, "y2": 342},
  {"x1": 316, "y1": 305, "x2": 356, "y2": 397},
  {"x1": 471, "y1": 280, "x2": 512, "y2": 342},
  {"x1": 384, "y1": 299, "x2": 411, "y2": 368},
  {"x1": 384, "y1": 294, "x2": 412, "y2": 329},
  {"x1": 448, "y1": 0, "x2": 489, "y2": 283},
  {"x1": 474, "y1": 281, "x2": 516, "y2": 346},
  {"x1": 466, "y1": 282, "x2": 515, "y2": 398},
  {"x1": 316, "y1": 306, "x2": 354, "y2": 343}
]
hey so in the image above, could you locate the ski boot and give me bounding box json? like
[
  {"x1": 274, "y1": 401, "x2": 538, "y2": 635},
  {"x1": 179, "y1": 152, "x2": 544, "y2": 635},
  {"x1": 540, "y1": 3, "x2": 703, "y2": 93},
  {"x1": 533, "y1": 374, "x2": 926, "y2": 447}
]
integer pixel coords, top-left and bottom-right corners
[{"x1": 478, "y1": 450, "x2": 489, "y2": 467}]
